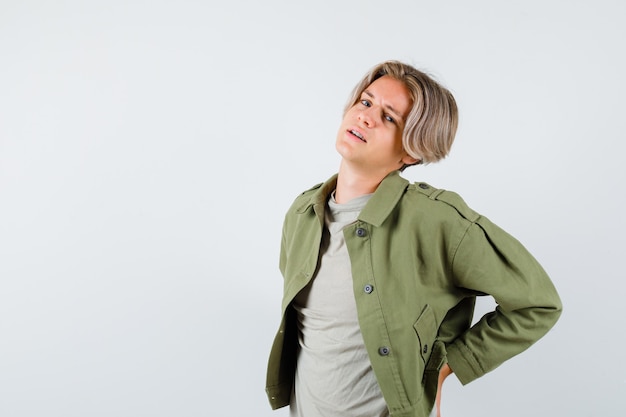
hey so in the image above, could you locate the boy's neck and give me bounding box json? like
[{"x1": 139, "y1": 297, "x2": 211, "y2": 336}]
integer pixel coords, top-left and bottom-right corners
[{"x1": 335, "y1": 161, "x2": 392, "y2": 204}]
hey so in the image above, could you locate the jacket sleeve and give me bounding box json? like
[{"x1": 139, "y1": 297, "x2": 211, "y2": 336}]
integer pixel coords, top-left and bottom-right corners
[{"x1": 445, "y1": 214, "x2": 562, "y2": 385}]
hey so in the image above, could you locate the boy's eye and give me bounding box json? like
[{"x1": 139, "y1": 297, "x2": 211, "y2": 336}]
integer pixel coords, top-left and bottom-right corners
[
  {"x1": 384, "y1": 115, "x2": 395, "y2": 123},
  {"x1": 360, "y1": 99, "x2": 371, "y2": 107}
]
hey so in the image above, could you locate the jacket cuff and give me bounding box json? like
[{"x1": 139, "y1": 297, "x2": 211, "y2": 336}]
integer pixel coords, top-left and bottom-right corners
[{"x1": 445, "y1": 341, "x2": 485, "y2": 385}]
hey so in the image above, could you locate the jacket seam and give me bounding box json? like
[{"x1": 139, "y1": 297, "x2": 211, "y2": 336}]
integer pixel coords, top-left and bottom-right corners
[{"x1": 449, "y1": 220, "x2": 473, "y2": 279}]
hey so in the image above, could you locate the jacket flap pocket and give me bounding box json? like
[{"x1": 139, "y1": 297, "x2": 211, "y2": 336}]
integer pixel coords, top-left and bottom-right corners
[{"x1": 413, "y1": 304, "x2": 437, "y2": 364}]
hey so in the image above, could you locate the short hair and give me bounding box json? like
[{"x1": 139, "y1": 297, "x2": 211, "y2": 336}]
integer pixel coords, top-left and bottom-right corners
[{"x1": 344, "y1": 60, "x2": 458, "y2": 168}]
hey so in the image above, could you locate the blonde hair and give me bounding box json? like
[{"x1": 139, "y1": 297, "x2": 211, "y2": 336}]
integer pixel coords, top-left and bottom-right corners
[{"x1": 344, "y1": 61, "x2": 458, "y2": 168}]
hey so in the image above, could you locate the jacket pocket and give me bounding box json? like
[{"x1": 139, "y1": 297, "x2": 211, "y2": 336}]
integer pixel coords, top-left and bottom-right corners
[{"x1": 413, "y1": 304, "x2": 437, "y2": 365}]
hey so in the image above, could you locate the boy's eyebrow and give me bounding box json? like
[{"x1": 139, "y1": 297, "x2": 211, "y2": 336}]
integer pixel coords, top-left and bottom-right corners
[{"x1": 363, "y1": 89, "x2": 404, "y2": 122}]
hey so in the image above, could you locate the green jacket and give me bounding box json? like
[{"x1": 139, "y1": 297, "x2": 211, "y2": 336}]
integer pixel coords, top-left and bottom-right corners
[{"x1": 266, "y1": 171, "x2": 562, "y2": 417}]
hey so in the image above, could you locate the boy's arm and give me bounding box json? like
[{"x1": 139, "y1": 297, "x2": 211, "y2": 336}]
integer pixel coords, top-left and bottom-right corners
[{"x1": 445, "y1": 215, "x2": 562, "y2": 385}]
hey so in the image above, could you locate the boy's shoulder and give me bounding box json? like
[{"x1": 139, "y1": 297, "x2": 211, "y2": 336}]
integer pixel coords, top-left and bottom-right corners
[{"x1": 407, "y1": 181, "x2": 480, "y2": 223}]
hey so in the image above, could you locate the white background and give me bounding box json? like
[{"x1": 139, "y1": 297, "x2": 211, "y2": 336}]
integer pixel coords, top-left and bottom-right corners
[{"x1": 1, "y1": 0, "x2": 624, "y2": 416}]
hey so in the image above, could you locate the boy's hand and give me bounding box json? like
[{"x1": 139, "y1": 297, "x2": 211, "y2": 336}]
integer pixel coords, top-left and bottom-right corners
[{"x1": 435, "y1": 363, "x2": 453, "y2": 417}]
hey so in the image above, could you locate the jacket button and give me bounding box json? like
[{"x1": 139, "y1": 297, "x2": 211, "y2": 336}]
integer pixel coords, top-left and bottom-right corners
[
  {"x1": 419, "y1": 183, "x2": 429, "y2": 189},
  {"x1": 423, "y1": 344, "x2": 428, "y2": 354},
  {"x1": 364, "y1": 284, "x2": 374, "y2": 294},
  {"x1": 378, "y1": 346, "x2": 390, "y2": 356},
  {"x1": 356, "y1": 228, "x2": 367, "y2": 237}
]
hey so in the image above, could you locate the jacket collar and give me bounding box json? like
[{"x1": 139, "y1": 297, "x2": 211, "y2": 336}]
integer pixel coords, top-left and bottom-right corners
[{"x1": 296, "y1": 171, "x2": 409, "y2": 227}]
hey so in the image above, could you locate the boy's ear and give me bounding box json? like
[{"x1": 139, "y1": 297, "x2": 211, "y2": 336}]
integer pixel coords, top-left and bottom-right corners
[{"x1": 402, "y1": 154, "x2": 420, "y2": 165}]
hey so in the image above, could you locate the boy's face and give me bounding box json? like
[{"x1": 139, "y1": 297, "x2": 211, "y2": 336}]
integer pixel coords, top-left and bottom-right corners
[{"x1": 336, "y1": 76, "x2": 417, "y2": 174}]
